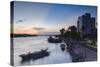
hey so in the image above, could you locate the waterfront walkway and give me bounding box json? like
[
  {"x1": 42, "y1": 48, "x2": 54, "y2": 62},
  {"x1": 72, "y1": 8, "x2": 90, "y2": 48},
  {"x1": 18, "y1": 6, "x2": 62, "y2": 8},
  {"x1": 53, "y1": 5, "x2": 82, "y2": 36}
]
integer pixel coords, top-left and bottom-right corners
[{"x1": 64, "y1": 39, "x2": 97, "y2": 62}]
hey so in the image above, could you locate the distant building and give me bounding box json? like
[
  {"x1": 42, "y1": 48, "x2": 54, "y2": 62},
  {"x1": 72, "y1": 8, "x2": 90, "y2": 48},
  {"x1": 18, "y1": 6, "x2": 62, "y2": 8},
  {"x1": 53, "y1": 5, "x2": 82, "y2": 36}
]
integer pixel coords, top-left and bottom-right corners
[{"x1": 77, "y1": 13, "x2": 97, "y2": 38}]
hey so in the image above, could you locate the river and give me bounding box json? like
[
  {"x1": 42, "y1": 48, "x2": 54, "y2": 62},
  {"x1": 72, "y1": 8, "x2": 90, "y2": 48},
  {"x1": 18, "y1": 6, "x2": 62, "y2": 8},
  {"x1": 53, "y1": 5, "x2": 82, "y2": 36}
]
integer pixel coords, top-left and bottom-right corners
[{"x1": 13, "y1": 36, "x2": 72, "y2": 66}]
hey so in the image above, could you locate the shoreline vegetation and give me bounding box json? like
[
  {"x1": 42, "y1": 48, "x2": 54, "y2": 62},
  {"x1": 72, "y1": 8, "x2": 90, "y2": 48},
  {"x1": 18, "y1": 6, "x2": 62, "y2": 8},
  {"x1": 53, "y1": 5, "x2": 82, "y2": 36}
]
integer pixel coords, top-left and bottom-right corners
[
  {"x1": 11, "y1": 34, "x2": 38, "y2": 38},
  {"x1": 11, "y1": 34, "x2": 60, "y2": 38}
]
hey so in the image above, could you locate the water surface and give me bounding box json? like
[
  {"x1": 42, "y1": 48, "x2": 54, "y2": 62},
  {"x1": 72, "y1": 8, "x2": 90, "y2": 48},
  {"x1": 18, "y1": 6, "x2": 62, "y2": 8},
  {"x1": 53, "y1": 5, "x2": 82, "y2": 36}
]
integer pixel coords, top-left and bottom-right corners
[{"x1": 14, "y1": 36, "x2": 72, "y2": 66}]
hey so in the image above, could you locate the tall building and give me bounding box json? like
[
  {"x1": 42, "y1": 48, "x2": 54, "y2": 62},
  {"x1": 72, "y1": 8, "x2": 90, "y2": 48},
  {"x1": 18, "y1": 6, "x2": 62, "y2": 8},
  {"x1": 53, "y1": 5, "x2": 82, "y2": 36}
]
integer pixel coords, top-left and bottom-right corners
[{"x1": 77, "y1": 13, "x2": 97, "y2": 38}]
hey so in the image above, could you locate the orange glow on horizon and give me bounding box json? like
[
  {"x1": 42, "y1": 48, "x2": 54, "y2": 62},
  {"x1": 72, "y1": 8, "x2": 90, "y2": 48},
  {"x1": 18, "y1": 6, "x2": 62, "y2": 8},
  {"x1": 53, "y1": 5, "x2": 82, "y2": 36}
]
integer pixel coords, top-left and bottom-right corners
[
  {"x1": 12, "y1": 25, "x2": 65, "y2": 35},
  {"x1": 13, "y1": 26, "x2": 38, "y2": 35}
]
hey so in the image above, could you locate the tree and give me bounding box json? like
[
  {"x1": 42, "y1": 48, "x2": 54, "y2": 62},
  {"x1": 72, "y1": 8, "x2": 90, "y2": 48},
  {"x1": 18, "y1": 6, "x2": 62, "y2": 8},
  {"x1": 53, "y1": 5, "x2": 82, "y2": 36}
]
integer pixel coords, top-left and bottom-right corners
[
  {"x1": 64, "y1": 26, "x2": 81, "y2": 39},
  {"x1": 67, "y1": 26, "x2": 77, "y2": 32},
  {"x1": 60, "y1": 28, "x2": 65, "y2": 36}
]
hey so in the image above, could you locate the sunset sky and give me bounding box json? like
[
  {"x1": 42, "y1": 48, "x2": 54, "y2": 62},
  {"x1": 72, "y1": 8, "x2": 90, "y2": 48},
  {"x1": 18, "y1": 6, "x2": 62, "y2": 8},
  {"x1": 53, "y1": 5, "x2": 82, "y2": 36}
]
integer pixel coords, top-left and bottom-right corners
[{"x1": 12, "y1": 1, "x2": 97, "y2": 35}]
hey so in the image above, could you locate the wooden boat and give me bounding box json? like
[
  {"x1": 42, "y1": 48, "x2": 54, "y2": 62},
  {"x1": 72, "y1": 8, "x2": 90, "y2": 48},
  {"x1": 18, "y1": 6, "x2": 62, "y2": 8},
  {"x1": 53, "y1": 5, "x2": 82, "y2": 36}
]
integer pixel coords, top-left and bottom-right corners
[
  {"x1": 19, "y1": 48, "x2": 50, "y2": 63},
  {"x1": 48, "y1": 36, "x2": 62, "y2": 43}
]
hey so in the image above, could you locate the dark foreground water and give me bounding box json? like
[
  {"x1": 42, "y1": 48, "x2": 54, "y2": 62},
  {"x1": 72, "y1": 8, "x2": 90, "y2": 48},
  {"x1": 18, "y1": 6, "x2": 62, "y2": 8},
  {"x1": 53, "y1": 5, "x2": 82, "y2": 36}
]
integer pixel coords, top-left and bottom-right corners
[{"x1": 14, "y1": 36, "x2": 72, "y2": 66}]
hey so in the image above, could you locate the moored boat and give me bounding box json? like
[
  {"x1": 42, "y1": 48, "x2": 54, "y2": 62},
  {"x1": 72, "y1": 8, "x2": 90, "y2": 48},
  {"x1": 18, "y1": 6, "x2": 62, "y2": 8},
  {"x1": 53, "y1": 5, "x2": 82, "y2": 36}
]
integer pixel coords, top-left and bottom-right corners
[
  {"x1": 19, "y1": 48, "x2": 50, "y2": 63},
  {"x1": 60, "y1": 44, "x2": 65, "y2": 51},
  {"x1": 48, "y1": 36, "x2": 62, "y2": 43}
]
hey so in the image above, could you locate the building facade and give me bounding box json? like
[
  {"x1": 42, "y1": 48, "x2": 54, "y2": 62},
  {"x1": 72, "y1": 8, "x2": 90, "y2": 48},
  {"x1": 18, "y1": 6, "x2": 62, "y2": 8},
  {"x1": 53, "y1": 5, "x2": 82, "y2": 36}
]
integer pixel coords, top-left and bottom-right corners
[{"x1": 77, "y1": 13, "x2": 97, "y2": 38}]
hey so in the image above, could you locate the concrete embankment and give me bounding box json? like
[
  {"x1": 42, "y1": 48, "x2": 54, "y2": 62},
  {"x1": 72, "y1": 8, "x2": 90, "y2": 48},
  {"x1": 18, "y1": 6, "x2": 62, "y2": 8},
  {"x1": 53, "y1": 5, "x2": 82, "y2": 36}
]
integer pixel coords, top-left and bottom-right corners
[{"x1": 65, "y1": 40, "x2": 97, "y2": 62}]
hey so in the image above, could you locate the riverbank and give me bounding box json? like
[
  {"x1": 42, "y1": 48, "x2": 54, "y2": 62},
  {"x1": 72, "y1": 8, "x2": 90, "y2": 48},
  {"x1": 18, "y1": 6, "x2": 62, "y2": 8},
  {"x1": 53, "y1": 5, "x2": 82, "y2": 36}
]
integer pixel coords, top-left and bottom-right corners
[{"x1": 64, "y1": 39, "x2": 97, "y2": 62}]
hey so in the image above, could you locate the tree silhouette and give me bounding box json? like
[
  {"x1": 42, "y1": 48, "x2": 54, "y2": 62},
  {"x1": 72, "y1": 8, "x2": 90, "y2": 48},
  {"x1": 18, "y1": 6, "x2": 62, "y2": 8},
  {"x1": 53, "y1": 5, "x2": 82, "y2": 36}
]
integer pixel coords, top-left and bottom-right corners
[
  {"x1": 68, "y1": 26, "x2": 77, "y2": 32},
  {"x1": 63, "y1": 26, "x2": 81, "y2": 39},
  {"x1": 60, "y1": 28, "x2": 65, "y2": 36}
]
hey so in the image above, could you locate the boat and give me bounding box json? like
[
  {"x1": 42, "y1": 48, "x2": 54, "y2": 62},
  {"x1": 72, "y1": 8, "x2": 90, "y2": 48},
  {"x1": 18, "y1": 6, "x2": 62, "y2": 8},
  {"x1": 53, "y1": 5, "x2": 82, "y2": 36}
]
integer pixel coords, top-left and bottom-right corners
[
  {"x1": 19, "y1": 48, "x2": 50, "y2": 63},
  {"x1": 60, "y1": 44, "x2": 65, "y2": 51},
  {"x1": 48, "y1": 36, "x2": 62, "y2": 43}
]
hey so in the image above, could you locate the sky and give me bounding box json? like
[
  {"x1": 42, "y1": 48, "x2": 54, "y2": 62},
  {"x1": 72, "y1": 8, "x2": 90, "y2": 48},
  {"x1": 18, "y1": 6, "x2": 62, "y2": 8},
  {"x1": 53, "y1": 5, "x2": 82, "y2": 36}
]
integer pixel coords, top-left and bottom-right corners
[{"x1": 12, "y1": 1, "x2": 97, "y2": 35}]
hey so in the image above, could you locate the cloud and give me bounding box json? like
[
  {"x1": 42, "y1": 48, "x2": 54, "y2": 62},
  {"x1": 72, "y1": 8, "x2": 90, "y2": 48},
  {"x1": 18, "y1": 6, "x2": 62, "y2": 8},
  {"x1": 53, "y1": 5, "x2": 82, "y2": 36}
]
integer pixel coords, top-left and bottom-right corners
[
  {"x1": 17, "y1": 20, "x2": 23, "y2": 22},
  {"x1": 32, "y1": 27, "x2": 45, "y2": 30},
  {"x1": 16, "y1": 19, "x2": 27, "y2": 23}
]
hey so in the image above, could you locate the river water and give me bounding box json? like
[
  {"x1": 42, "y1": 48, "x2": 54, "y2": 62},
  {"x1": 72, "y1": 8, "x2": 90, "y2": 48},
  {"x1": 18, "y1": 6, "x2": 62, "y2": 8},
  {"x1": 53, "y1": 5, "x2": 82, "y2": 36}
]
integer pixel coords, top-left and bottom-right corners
[{"x1": 13, "y1": 36, "x2": 72, "y2": 66}]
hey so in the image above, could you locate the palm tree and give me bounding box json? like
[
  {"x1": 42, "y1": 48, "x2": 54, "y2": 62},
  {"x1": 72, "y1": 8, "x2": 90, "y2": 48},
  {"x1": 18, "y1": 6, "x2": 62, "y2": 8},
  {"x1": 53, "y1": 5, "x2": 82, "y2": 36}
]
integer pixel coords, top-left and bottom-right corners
[{"x1": 60, "y1": 28, "x2": 65, "y2": 36}]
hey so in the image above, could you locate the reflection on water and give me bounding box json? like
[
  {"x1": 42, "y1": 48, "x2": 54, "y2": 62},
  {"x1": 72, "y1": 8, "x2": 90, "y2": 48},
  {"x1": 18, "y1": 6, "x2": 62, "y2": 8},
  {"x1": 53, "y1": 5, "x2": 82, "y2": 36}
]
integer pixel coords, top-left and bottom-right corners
[{"x1": 14, "y1": 36, "x2": 72, "y2": 66}]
